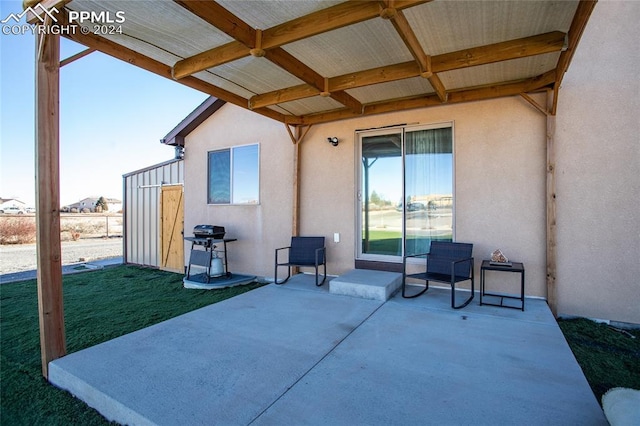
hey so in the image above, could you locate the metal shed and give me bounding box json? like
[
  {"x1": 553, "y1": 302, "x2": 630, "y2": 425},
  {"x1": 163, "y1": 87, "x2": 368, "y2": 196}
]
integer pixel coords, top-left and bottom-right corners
[{"x1": 122, "y1": 159, "x2": 184, "y2": 271}]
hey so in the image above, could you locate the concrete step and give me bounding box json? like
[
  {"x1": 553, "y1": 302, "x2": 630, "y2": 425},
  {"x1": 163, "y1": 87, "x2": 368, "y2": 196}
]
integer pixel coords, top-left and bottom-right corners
[{"x1": 330, "y1": 269, "x2": 402, "y2": 301}]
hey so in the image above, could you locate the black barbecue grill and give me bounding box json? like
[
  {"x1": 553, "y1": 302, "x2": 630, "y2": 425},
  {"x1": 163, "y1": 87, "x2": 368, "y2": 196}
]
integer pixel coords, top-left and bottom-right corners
[
  {"x1": 193, "y1": 224, "x2": 225, "y2": 239},
  {"x1": 184, "y1": 225, "x2": 236, "y2": 281},
  {"x1": 186, "y1": 225, "x2": 226, "y2": 248}
]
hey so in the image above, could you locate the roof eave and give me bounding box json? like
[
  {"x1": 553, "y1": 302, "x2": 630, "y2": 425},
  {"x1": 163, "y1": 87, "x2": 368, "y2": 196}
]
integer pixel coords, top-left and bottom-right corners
[{"x1": 160, "y1": 96, "x2": 226, "y2": 146}]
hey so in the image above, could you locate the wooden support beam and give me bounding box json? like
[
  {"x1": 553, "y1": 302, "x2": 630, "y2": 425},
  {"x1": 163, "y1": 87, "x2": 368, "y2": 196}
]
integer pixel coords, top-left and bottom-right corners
[
  {"x1": 553, "y1": 0, "x2": 597, "y2": 114},
  {"x1": 298, "y1": 70, "x2": 556, "y2": 125},
  {"x1": 285, "y1": 124, "x2": 311, "y2": 237},
  {"x1": 173, "y1": 0, "x2": 256, "y2": 47},
  {"x1": 261, "y1": 0, "x2": 430, "y2": 50},
  {"x1": 250, "y1": 31, "x2": 566, "y2": 109},
  {"x1": 173, "y1": 0, "x2": 362, "y2": 113},
  {"x1": 520, "y1": 93, "x2": 549, "y2": 116},
  {"x1": 250, "y1": 84, "x2": 321, "y2": 110},
  {"x1": 35, "y1": 30, "x2": 66, "y2": 379},
  {"x1": 57, "y1": 12, "x2": 292, "y2": 124},
  {"x1": 293, "y1": 135, "x2": 300, "y2": 237},
  {"x1": 264, "y1": 48, "x2": 363, "y2": 114},
  {"x1": 433, "y1": 31, "x2": 566, "y2": 72},
  {"x1": 384, "y1": 8, "x2": 447, "y2": 101},
  {"x1": 546, "y1": 92, "x2": 558, "y2": 316},
  {"x1": 172, "y1": 0, "x2": 430, "y2": 79},
  {"x1": 172, "y1": 41, "x2": 247, "y2": 79},
  {"x1": 59, "y1": 48, "x2": 95, "y2": 67}
]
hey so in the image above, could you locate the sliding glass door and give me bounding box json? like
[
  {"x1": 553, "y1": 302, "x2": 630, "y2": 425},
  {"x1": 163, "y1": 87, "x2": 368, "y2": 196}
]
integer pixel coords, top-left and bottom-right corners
[
  {"x1": 360, "y1": 130, "x2": 403, "y2": 257},
  {"x1": 358, "y1": 124, "x2": 453, "y2": 261}
]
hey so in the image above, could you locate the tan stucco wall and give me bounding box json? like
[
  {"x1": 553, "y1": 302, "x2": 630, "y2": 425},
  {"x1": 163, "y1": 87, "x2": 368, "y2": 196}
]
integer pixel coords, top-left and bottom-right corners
[
  {"x1": 184, "y1": 96, "x2": 549, "y2": 298},
  {"x1": 299, "y1": 97, "x2": 547, "y2": 297},
  {"x1": 184, "y1": 105, "x2": 294, "y2": 278},
  {"x1": 555, "y1": 1, "x2": 640, "y2": 324}
]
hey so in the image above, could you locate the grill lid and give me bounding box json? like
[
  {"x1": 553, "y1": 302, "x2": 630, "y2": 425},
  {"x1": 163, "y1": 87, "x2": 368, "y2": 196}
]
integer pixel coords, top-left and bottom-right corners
[{"x1": 193, "y1": 225, "x2": 225, "y2": 239}]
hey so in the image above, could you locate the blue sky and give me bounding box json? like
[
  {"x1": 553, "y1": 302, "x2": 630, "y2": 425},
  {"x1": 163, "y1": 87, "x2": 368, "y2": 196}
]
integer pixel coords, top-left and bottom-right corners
[{"x1": 0, "y1": 0, "x2": 208, "y2": 206}]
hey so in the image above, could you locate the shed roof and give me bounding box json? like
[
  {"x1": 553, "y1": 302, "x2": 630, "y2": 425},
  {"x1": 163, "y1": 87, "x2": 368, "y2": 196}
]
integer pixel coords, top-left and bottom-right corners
[{"x1": 30, "y1": 0, "x2": 595, "y2": 124}]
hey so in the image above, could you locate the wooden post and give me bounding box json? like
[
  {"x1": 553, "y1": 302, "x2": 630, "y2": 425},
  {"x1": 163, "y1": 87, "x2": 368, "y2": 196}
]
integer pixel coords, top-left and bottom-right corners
[
  {"x1": 546, "y1": 91, "x2": 558, "y2": 316},
  {"x1": 286, "y1": 124, "x2": 311, "y2": 237},
  {"x1": 292, "y1": 126, "x2": 301, "y2": 237},
  {"x1": 35, "y1": 30, "x2": 66, "y2": 379}
]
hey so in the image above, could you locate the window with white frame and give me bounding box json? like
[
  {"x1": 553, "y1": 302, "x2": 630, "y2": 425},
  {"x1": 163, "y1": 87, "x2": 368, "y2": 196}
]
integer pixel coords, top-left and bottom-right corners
[{"x1": 207, "y1": 144, "x2": 259, "y2": 204}]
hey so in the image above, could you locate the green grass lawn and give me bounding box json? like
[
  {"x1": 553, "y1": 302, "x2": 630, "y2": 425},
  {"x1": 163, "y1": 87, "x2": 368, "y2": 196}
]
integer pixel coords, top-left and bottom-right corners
[
  {"x1": 558, "y1": 318, "x2": 640, "y2": 403},
  {"x1": 0, "y1": 265, "x2": 264, "y2": 425},
  {"x1": 1, "y1": 265, "x2": 638, "y2": 424}
]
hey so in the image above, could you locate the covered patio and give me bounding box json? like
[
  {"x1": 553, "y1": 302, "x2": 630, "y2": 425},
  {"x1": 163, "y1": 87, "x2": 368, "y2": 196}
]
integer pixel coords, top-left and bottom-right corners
[
  {"x1": 30, "y1": 0, "x2": 602, "y2": 378},
  {"x1": 49, "y1": 276, "x2": 606, "y2": 425}
]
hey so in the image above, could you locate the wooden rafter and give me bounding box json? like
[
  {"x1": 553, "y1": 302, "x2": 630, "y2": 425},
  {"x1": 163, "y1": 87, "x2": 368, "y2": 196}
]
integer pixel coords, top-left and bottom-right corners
[
  {"x1": 552, "y1": 0, "x2": 597, "y2": 115},
  {"x1": 172, "y1": 0, "x2": 430, "y2": 80},
  {"x1": 380, "y1": 3, "x2": 447, "y2": 102},
  {"x1": 250, "y1": 31, "x2": 566, "y2": 110},
  {"x1": 56, "y1": 12, "x2": 294, "y2": 125},
  {"x1": 298, "y1": 70, "x2": 556, "y2": 125},
  {"x1": 45, "y1": 0, "x2": 589, "y2": 128},
  {"x1": 264, "y1": 49, "x2": 363, "y2": 113},
  {"x1": 173, "y1": 0, "x2": 363, "y2": 114}
]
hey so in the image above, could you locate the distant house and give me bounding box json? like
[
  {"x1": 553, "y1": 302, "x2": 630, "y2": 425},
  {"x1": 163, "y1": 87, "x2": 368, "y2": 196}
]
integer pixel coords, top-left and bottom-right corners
[
  {"x1": 0, "y1": 198, "x2": 27, "y2": 211},
  {"x1": 63, "y1": 197, "x2": 122, "y2": 213}
]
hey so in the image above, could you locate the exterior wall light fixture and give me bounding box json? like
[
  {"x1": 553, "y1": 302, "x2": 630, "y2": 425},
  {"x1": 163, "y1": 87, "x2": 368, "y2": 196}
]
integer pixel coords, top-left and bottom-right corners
[
  {"x1": 175, "y1": 146, "x2": 185, "y2": 159},
  {"x1": 327, "y1": 137, "x2": 339, "y2": 146}
]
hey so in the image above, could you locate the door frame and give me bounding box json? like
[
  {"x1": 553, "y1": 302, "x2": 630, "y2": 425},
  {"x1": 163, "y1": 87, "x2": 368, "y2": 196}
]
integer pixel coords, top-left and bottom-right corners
[{"x1": 355, "y1": 122, "x2": 456, "y2": 264}]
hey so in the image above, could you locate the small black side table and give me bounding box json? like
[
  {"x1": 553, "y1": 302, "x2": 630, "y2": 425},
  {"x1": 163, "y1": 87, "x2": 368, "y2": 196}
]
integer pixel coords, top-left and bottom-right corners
[{"x1": 480, "y1": 260, "x2": 525, "y2": 311}]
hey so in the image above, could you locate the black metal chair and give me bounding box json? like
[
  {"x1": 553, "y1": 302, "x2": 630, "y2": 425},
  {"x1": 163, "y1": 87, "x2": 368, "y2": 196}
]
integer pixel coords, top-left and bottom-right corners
[
  {"x1": 402, "y1": 241, "x2": 474, "y2": 309},
  {"x1": 275, "y1": 236, "x2": 327, "y2": 286}
]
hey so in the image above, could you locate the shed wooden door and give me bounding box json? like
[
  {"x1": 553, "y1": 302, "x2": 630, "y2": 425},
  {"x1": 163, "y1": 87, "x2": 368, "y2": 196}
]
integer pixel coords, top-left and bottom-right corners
[{"x1": 160, "y1": 185, "x2": 184, "y2": 273}]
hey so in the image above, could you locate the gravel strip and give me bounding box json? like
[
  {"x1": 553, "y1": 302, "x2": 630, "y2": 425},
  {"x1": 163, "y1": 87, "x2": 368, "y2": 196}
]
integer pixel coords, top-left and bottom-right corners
[{"x1": 0, "y1": 238, "x2": 123, "y2": 275}]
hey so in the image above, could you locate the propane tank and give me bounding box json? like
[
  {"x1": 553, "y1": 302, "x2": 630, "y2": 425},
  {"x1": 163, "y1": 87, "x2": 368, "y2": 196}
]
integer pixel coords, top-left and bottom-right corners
[{"x1": 210, "y1": 249, "x2": 224, "y2": 277}]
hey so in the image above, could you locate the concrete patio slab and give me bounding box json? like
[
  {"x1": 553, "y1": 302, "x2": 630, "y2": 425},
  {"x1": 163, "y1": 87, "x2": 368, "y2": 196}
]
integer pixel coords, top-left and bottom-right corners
[
  {"x1": 330, "y1": 269, "x2": 402, "y2": 301},
  {"x1": 48, "y1": 275, "x2": 607, "y2": 425}
]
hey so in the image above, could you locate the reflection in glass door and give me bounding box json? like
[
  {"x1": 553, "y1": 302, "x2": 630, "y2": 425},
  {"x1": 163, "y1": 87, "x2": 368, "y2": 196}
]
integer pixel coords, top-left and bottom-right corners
[
  {"x1": 358, "y1": 125, "x2": 453, "y2": 261},
  {"x1": 361, "y1": 131, "x2": 402, "y2": 257},
  {"x1": 404, "y1": 127, "x2": 453, "y2": 256}
]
